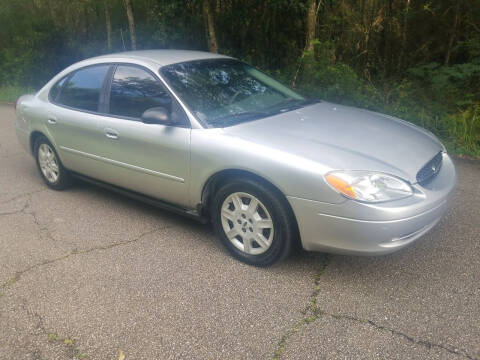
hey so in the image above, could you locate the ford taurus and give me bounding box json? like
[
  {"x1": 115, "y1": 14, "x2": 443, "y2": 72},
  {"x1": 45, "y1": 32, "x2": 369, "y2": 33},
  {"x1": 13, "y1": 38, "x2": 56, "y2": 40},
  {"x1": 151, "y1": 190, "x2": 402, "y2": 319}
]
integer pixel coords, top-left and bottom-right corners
[{"x1": 14, "y1": 50, "x2": 457, "y2": 266}]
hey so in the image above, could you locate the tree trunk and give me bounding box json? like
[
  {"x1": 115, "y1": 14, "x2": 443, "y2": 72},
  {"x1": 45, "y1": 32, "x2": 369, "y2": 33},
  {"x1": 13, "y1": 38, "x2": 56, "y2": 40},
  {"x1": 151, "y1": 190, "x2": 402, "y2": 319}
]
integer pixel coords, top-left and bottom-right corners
[
  {"x1": 399, "y1": 0, "x2": 411, "y2": 70},
  {"x1": 203, "y1": 0, "x2": 218, "y2": 53},
  {"x1": 306, "y1": 0, "x2": 317, "y2": 51},
  {"x1": 123, "y1": 0, "x2": 136, "y2": 50},
  {"x1": 444, "y1": 4, "x2": 459, "y2": 65},
  {"x1": 292, "y1": 0, "x2": 318, "y2": 87},
  {"x1": 402, "y1": 0, "x2": 410, "y2": 46},
  {"x1": 83, "y1": 4, "x2": 89, "y2": 41},
  {"x1": 104, "y1": 0, "x2": 112, "y2": 51},
  {"x1": 46, "y1": 0, "x2": 56, "y2": 23}
]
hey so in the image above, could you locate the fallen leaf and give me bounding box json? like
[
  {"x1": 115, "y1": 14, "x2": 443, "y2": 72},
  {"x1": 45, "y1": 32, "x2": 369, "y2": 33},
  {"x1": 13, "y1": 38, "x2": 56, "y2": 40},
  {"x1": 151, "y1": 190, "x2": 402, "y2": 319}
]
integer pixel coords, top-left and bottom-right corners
[{"x1": 118, "y1": 349, "x2": 125, "y2": 360}]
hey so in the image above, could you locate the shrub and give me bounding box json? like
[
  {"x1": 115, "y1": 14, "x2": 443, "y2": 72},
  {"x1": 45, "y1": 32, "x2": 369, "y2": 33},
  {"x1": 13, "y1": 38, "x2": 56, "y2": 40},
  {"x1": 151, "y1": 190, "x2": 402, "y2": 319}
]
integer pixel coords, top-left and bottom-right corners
[{"x1": 295, "y1": 42, "x2": 480, "y2": 157}]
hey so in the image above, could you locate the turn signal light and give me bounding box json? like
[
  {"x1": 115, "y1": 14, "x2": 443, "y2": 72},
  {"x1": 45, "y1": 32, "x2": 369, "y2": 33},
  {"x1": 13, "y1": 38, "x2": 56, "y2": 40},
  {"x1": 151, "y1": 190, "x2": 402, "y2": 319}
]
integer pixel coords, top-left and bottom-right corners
[{"x1": 325, "y1": 174, "x2": 356, "y2": 199}]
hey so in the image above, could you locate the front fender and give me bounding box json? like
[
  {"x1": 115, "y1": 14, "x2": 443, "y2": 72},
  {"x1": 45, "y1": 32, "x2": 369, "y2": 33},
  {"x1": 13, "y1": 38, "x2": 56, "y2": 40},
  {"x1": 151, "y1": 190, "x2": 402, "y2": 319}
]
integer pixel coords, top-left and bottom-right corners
[{"x1": 189, "y1": 129, "x2": 346, "y2": 208}]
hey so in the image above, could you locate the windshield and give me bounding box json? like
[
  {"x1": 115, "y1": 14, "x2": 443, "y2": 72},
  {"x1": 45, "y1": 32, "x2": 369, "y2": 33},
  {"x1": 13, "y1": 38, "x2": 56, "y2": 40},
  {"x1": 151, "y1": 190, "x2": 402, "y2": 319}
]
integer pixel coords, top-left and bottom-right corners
[{"x1": 160, "y1": 59, "x2": 313, "y2": 127}]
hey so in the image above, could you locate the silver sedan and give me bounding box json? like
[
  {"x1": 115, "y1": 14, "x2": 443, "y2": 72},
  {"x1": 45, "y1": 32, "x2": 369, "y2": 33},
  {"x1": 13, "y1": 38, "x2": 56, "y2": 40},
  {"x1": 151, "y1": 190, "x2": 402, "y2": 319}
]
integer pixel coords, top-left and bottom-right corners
[{"x1": 15, "y1": 50, "x2": 457, "y2": 266}]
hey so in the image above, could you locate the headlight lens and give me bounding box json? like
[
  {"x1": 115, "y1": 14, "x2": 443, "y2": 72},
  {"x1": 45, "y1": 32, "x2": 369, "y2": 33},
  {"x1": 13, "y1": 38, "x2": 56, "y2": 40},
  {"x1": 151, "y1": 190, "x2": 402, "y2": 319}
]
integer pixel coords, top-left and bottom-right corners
[{"x1": 325, "y1": 171, "x2": 413, "y2": 203}]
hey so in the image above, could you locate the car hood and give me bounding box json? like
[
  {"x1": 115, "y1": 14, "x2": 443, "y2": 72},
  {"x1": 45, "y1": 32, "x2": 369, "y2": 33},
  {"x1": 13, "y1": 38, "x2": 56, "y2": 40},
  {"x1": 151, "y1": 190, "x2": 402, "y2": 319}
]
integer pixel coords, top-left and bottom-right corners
[{"x1": 222, "y1": 102, "x2": 444, "y2": 183}]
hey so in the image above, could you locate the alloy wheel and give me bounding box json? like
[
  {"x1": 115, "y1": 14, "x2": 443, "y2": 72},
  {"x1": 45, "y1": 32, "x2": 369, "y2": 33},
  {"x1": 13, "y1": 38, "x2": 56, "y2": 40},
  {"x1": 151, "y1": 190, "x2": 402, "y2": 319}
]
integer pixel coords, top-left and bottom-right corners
[
  {"x1": 220, "y1": 192, "x2": 274, "y2": 255},
  {"x1": 38, "y1": 143, "x2": 59, "y2": 183}
]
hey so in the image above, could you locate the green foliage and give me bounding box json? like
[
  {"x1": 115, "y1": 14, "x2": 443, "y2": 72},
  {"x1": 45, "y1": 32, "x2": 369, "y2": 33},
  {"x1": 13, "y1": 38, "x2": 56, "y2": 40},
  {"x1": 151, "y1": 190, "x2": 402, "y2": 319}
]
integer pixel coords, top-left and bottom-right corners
[
  {"x1": 0, "y1": 0, "x2": 478, "y2": 156},
  {"x1": 0, "y1": 86, "x2": 35, "y2": 103},
  {"x1": 389, "y1": 62, "x2": 480, "y2": 156},
  {"x1": 295, "y1": 42, "x2": 480, "y2": 157},
  {"x1": 298, "y1": 41, "x2": 380, "y2": 108},
  {"x1": 406, "y1": 62, "x2": 480, "y2": 106}
]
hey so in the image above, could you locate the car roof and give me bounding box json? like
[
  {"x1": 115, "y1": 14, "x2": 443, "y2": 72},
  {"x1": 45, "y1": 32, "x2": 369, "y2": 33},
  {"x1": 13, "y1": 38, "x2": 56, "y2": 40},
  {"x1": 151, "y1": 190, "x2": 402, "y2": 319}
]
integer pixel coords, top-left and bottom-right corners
[{"x1": 92, "y1": 49, "x2": 232, "y2": 66}]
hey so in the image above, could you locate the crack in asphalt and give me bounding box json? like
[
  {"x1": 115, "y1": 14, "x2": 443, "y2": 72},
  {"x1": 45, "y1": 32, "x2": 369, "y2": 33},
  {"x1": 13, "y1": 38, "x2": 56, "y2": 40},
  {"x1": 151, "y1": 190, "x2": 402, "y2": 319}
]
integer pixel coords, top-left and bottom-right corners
[
  {"x1": 272, "y1": 255, "x2": 331, "y2": 360},
  {"x1": 326, "y1": 313, "x2": 477, "y2": 360},
  {"x1": 0, "y1": 187, "x2": 173, "y2": 358},
  {"x1": 20, "y1": 301, "x2": 87, "y2": 360},
  {"x1": 0, "y1": 201, "x2": 29, "y2": 216},
  {"x1": 0, "y1": 192, "x2": 59, "y2": 246},
  {"x1": 0, "y1": 185, "x2": 179, "y2": 301},
  {"x1": 272, "y1": 255, "x2": 477, "y2": 360},
  {"x1": 0, "y1": 226, "x2": 172, "y2": 299},
  {"x1": 0, "y1": 189, "x2": 46, "y2": 215},
  {"x1": 23, "y1": 194, "x2": 60, "y2": 244}
]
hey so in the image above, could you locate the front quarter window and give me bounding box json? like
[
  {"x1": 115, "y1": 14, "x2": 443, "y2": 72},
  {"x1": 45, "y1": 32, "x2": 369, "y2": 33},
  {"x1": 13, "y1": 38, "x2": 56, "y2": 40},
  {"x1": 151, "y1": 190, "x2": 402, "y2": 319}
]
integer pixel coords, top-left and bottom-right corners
[
  {"x1": 108, "y1": 65, "x2": 171, "y2": 119},
  {"x1": 161, "y1": 59, "x2": 305, "y2": 127}
]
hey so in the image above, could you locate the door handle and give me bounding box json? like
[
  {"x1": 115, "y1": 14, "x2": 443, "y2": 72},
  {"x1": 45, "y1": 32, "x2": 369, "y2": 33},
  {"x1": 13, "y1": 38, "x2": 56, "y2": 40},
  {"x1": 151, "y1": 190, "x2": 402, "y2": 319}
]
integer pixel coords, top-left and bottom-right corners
[
  {"x1": 47, "y1": 117, "x2": 57, "y2": 125},
  {"x1": 105, "y1": 128, "x2": 119, "y2": 140}
]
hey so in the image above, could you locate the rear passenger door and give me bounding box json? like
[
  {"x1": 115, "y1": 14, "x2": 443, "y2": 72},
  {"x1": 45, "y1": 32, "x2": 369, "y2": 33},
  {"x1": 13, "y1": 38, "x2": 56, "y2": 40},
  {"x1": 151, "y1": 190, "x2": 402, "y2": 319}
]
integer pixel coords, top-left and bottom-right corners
[
  {"x1": 94, "y1": 64, "x2": 191, "y2": 207},
  {"x1": 48, "y1": 64, "x2": 114, "y2": 180}
]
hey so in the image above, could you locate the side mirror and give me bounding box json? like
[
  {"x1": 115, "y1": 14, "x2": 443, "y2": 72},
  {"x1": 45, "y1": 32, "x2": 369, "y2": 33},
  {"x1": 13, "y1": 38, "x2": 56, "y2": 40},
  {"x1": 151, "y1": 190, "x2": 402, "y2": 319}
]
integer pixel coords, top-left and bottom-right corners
[{"x1": 141, "y1": 106, "x2": 173, "y2": 125}]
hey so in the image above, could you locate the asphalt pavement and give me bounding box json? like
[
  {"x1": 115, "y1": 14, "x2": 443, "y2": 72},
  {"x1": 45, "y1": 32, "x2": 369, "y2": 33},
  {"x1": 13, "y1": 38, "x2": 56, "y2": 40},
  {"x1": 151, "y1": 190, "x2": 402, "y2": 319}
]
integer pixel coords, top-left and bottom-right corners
[{"x1": 0, "y1": 105, "x2": 479, "y2": 359}]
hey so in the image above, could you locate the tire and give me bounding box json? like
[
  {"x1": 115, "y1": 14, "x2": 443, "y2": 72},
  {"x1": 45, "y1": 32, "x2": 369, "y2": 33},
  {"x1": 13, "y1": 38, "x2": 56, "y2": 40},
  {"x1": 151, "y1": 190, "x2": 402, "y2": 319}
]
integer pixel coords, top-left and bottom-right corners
[
  {"x1": 211, "y1": 177, "x2": 296, "y2": 266},
  {"x1": 34, "y1": 135, "x2": 72, "y2": 190}
]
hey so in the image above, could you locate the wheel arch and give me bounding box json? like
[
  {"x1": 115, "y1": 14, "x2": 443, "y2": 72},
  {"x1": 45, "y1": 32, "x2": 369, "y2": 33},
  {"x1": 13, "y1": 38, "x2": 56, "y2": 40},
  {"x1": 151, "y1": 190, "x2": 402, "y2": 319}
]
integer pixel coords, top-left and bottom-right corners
[
  {"x1": 30, "y1": 131, "x2": 46, "y2": 154},
  {"x1": 29, "y1": 130, "x2": 58, "y2": 156},
  {"x1": 200, "y1": 169, "x2": 301, "y2": 245}
]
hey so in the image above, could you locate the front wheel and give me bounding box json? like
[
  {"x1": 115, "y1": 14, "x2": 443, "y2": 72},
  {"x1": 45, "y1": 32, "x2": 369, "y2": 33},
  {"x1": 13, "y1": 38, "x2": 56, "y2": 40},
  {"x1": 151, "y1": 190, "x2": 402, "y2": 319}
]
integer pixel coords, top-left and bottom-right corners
[{"x1": 211, "y1": 178, "x2": 296, "y2": 266}]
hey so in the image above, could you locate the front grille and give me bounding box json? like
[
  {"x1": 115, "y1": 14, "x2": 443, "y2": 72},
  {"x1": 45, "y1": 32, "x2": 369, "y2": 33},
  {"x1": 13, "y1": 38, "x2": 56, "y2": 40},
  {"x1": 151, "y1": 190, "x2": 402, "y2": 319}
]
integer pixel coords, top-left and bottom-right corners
[{"x1": 416, "y1": 152, "x2": 443, "y2": 185}]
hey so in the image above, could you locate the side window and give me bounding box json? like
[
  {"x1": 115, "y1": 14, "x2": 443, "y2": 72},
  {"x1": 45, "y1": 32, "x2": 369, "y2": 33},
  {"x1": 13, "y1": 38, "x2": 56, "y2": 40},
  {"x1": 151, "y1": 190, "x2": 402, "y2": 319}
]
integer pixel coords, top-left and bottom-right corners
[
  {"x1": 109, "y1": 65, "x2": 171, "y2": 119},
  {"x1": 57, "y1": 65, "x2": 110, "y2": 112},
  {"x1": 49, "y1": 76, "x2": 68, "y2": 102}
]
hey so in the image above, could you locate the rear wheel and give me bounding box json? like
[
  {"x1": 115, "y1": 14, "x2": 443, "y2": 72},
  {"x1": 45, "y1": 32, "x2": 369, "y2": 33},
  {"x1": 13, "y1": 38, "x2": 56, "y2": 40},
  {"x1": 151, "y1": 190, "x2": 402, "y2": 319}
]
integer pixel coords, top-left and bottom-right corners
[
  {"x1": 211, "y1": 178, "x2": 295, "y2": 266},
  {"x1": 34, "y1": 135, "x2": 72, "y2": 190}
]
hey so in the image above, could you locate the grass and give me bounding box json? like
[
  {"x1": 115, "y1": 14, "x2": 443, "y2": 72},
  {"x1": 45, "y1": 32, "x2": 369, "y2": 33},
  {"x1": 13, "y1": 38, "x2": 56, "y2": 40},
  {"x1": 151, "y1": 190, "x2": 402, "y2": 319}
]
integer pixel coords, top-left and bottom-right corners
[
  {"x1": 48, "y1": 332, "x2": 87, "y2": 359},
  {"x1": 0, "y1": 85, "x2": 35, "y2": 103}
]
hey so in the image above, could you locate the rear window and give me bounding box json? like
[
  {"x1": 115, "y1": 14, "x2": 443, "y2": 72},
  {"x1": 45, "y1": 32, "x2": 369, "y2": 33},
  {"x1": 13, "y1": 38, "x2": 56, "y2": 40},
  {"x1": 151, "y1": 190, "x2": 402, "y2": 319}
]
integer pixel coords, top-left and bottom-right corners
[
  {"x1": 57, "y1": 65, "x2": 110, "y2": 112},
  {"x1": 49, "y1": 76, "x2": 68, "y2": 102}
]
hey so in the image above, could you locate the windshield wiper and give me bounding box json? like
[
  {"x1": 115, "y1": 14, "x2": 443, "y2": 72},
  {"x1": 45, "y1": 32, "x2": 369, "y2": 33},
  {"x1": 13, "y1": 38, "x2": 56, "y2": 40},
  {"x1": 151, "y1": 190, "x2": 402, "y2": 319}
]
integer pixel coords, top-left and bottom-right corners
[{"x1": 208, "y1": 111, "x2": 270, "y2": 127}]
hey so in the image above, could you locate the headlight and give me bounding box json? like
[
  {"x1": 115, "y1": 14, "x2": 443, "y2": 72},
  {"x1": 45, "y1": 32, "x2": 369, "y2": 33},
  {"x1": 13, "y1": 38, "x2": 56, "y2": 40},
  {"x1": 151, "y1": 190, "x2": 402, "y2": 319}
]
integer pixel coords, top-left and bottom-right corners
[{"x1": 325, "y1": 171, "x2": 413, "y2": 203}]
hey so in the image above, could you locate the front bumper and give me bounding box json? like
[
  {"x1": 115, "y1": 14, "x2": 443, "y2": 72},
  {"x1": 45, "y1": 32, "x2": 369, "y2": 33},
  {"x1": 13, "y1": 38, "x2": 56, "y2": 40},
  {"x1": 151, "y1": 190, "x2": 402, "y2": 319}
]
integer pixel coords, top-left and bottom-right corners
[{"x1": 288, "y1": 153, "x2": 457, "y2": 255}]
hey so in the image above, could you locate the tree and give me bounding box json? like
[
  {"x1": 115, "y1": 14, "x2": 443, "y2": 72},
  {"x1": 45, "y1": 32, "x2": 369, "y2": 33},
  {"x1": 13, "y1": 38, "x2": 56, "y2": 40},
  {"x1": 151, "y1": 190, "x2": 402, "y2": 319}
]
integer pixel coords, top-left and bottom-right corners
[
  {"x1": 123, "y1": 0, "x2": 136, "y2": 50},
  {"x1": 0, "y1": 0, "x2": 479, "y2": 155},
  {"x1": 444, "y1": 2, "x2": 460, "y2": 65},
  {"x1": 305, "y1": 0, "x2": 317, "y2": 52},
  {"x1": 203, "y1": 0, "x2": 218, "y2": 53},
  {"x1": 104, "y1": 0, "x2": 112, "y2": 51}
]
